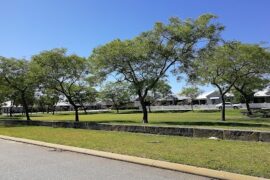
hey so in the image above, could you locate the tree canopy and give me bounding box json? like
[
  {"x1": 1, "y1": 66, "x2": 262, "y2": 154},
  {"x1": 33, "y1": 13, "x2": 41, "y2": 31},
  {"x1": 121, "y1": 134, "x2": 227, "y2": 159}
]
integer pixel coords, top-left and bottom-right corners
[
  {"x1": 100, "y1": 81, "x2": 133, "y2": 113},
  {"x1": 0, "y1": 57, "x2": 37, "y2": 120},
  {"x1": 194, "y1": 41, "x2": 270, "y2": 120},
  {"x1": 90, "y1": 14, "x2": 223, "y2": 123},
  {"x1": 32, "y1": 48, "x2": 92, "y2": 122}
]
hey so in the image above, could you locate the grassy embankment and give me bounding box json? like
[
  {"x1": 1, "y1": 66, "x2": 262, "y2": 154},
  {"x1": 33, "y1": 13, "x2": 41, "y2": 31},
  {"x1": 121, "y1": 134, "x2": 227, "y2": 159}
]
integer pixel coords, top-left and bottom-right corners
[
  {"x1": 2, "y1": 109, "x2": 270, "y2": 131},
  {"x1": 0, "y1": 126, "x2": 269, "y2": 178}
]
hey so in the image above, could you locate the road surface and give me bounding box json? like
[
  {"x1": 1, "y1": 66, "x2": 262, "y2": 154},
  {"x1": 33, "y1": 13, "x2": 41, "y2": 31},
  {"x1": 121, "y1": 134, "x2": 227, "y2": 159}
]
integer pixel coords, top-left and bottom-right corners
[{"x1": 0, "y1": 139, "x2": 211, "y2": 180}]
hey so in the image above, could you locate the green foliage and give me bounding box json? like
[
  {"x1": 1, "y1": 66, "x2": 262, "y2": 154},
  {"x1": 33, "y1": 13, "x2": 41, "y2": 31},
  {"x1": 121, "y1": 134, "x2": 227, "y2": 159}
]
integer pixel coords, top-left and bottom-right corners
[
  {"x1": 0, "y1": 57, "x2": 38, "y2": 120},
  {"x1": 151, "y1": 80, "x2": 172, "y2": 97},
  {"x1": 230, "y1": 43, "x2": 270, "y2": 103},
  {"x1": 0, "y1": 58, "x2": 36, "y2": 88},
  {"x1": 196, "y1": 42, "x2": 270, "y2": 90},
  {"x1": 100, "y1": 81, "x2": 133, "y2": 112},
  {"x1": 73, "y1": 86, "x2": 97, "y2": 109},
  {"x1": 144, "y1": 80, "x2": 172, "y2": 105},
  {"x1": 0, "y1": 85, "x2": 11, "y2": 104},
  {"x1": 194, "y1": 41, "x2": 270, "y2": 120},
  {"x1": 179, "y1": 86, "x2": 202, "y2": 110},
  {"x1": 35, "y1": 88, "x2": 60, "y2": 113},
  {"x1": 180, "y1": 86, "x2": 201, "y2": 100},
  {"x1": 32, "y1": 48, "x2": 92, "y2": 121},
  {"x1": 90, "y1": 14, "x2": 223, "y2": 123}
]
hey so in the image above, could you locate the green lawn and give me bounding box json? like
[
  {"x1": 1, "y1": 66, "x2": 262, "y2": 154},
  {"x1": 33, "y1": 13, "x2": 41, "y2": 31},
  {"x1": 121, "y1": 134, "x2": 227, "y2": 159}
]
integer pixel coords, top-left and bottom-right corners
[
  {"x1": 3, "y1": 110, "x2": 270, "y2": 131},
  {"x1": 0, "y1": 126, "x2": 269, "y2": 178}
]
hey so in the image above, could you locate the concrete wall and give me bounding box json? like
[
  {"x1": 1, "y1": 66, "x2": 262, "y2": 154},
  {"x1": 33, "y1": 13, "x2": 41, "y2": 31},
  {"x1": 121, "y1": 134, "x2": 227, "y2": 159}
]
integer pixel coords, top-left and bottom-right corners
[{"x1": 0, "y1": 120, "x2": 269, "y2": 142}]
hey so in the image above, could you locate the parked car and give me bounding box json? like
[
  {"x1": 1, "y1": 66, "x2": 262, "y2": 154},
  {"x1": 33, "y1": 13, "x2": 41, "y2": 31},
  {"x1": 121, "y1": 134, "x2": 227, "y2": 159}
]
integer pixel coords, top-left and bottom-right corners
[{"x1": 215, "y1": 102, "x2": 242, "y2": 109}]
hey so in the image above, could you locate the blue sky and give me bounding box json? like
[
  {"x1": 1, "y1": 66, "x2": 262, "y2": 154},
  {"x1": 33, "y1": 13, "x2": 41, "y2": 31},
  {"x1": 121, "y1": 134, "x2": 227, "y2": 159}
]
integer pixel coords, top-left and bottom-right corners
[{"x1": 1, "y1": 0, "x2": 269, "y2": 93}]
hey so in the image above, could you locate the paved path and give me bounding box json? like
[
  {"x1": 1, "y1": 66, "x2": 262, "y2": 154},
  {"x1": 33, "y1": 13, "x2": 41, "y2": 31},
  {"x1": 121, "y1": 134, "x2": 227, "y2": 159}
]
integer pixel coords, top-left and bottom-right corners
[{"x1": 0, "y1": 139, "x2": 211, "y2": 180}]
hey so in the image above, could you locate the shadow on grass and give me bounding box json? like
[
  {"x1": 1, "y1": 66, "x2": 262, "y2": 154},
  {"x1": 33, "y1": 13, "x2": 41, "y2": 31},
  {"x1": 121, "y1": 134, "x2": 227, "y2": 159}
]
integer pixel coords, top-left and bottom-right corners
[
  {"x1": 50, "y1": 111, "x2": 114, "y2": 116},
  {"x1": 57, "y1": 120, "x2": 139, "y2": 124},
  {"x1": 0, "y1": 116, "x2": 23, "y2": 120},
  {"x1": 0, "y1": 124, "x2": 28, "y2": 128},
  {"x1": 91, "y1": 120, "x2": 138, "y2": 124},
  {"x1": 155, "y1": 121, "x2": 270, "y2": 128}
]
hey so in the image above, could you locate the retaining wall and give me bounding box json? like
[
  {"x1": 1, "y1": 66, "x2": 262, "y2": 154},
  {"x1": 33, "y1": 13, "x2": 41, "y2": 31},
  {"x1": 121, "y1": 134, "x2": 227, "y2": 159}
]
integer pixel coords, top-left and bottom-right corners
[{"x1": 0, "y1": 120, "x2": 269, "y2": 142}]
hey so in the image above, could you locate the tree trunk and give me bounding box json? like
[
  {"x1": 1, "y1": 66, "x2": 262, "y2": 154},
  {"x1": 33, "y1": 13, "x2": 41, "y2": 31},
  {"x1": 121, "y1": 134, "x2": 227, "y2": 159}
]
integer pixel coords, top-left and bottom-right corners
[
  {"x1": 52, "y1": 105, "x2": 56, "y2": 115},
  {"x1": 148, "y1": 104, "x2": 152, "y2": 113},
  {"x1": 83, "y1": 106, "x2": 87, "y2": 114},
  {"x1": 191, "y1": 101, "x2": 194, "y2": 111},
  {"x1": 21, "y1": 92, "x2": 31, "y2": 121},
  {"x1": 221, "y1": 95, "x2": 226, "y2": 121},
  {"x1": 140, "y1": 100, "x2": 148, "y2": 123},
  {"x1": 42, "y1": 105, "x2": 45, "y2": 114},
  {"x1": 116, "y1": 107, "x2": 119, "y2": 114},
  {"x1": 74, "y1": 106, "x2": 79, "y2": 122},
  {"x1": 244, "y1": 96, "x2": 252, "y2": 115},
  {"x1": 9, "y1": 106, "x2": 13, "y2": 117}
]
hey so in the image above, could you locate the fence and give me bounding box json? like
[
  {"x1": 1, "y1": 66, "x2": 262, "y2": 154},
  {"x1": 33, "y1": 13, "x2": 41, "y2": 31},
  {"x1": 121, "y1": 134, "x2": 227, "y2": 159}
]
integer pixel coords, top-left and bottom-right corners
[
  {"x1": 246, "y1": 103, "x2": 270, "y2": 109},
  {"x1": 147, "y1": 103, "x2": 270, "y2": 111}
]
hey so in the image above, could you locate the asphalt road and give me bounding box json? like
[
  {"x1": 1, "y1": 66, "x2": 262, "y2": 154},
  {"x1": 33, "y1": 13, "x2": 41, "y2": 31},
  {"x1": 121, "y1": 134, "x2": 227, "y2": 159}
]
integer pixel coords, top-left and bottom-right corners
[{"x1": 0, "y1": 139, "x2": 211, "y2": 180}]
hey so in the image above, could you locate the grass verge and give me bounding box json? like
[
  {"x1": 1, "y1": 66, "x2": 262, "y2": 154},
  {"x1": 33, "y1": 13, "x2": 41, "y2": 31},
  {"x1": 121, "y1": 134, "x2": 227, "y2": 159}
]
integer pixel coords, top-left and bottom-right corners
[
  {"x1": 3, "y1": 110, "x2": 270, "y2": 131},
  {"x1": 0, "y1": 126, "x2": 269, "y2": 178}
]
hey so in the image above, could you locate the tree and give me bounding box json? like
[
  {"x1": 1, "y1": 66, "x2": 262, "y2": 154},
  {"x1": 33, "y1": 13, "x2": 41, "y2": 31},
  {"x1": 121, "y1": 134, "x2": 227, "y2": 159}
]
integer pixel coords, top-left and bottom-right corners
[
  {"x1": 194, "y1": 42, "x2": 270, "y2": 121},
  {"x1": 228, "y1": 43, "x2": 270, "y2": 115},
  {"x1": 195, "y1": 43, "x2": 239, "y2": 121},
  {"x1": 90, "y1": 14, "x2": 223, "y2": 123},
  {"x1": 0, "y1": 85, "x2": 14, "y2": 116},
  {"x1": 100, "y1": 82, "x2": 132, "y2": 113},
  {"x1": 179, "y1": 86, "x2": 201, "y2": 111},
  {"x1": 32, "y1": 48, "x2": 91, "y2": 122},
  {"x1": 233, "y1": 77, "x2": 268, "y2": 115},
  {"x1": 0, "y1": 57, "x2": 37, "y2": 121}
]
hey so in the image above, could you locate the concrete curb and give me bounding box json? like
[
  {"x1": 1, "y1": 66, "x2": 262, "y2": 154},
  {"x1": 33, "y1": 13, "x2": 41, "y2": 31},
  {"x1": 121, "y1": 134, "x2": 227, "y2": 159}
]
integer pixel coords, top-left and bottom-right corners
[{"x1": 0, "y1": 135, "x2": 267, "y2": 180}]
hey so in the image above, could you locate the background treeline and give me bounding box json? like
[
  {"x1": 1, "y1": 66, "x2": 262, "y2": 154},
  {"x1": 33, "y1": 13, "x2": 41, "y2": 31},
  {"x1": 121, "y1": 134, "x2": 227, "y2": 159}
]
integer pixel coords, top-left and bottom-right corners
[{"x1": 0, "y1": 14, "x2": 269, "y2": 122}]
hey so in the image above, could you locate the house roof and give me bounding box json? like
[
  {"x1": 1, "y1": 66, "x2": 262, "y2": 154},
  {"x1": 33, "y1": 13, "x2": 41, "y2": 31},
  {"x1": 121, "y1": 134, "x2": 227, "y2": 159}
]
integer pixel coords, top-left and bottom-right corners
[
  {"x1": 254, "y1": 87, "x2": 270, "y2": 97},
  {"x1": 1, "y1": 101, "x2": 22, "y2": 108},
  {"x1": 157, "y1": 94, "x2": 190, "y2": 101},
  {"x1": 225, "y1": 92, "x2": 234, "y2": 97},
  {"x1": 175, "y1": 95, "x2": 190, "y2": 100},
  {"x1": 55, "y1": 102, "x2": 71, "y2": 107},
  {"x1": 195, "y1": 90, "x2": 234, "y2": 100},
  {"x1": 196, "y1": 90, "x2": 216, "y2": 100},
  {"x1": 2, "y1": 101, "x2": 12, "y2": 108}
]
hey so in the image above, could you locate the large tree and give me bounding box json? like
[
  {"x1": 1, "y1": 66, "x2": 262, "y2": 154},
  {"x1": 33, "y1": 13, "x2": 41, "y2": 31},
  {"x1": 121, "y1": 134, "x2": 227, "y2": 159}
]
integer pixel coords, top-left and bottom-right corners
[
  {"x1": 229, "y1": 43, "x2": 270, "y2": 115},
  {"x1": 0, "y1": 57, "x2": 37, "y2": 120},
  {"x1": 90, "y1": 14, "x2": 223, "y2": 123},
  {"x1": 32, "y1": 48, "x2": 91, "y2": 122},
  {"x1": 194, "y1": 42, "x2": 270, "y2": 121}
]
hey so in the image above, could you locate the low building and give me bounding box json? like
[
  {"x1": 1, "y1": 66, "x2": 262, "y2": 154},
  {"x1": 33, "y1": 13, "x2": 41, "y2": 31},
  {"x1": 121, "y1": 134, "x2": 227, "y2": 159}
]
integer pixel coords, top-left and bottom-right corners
[
  {"x1": 253, "y1": 87, "x2": 270, "y2": 103},
  {"x1": 193, "y1": 91, "x2": 234, "y2": 105},
  {"x1": 156, "y1": 94, "x2": 190, "y2": 105},
  {"x1": 1, "y1": 101, "x2": 23, "y2": 114}
]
